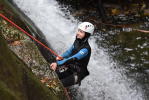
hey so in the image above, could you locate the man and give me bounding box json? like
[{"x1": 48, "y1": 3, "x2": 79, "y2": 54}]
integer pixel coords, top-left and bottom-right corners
[{"x1": 50, "y1": 22, "x2": 94, "y2": 87}]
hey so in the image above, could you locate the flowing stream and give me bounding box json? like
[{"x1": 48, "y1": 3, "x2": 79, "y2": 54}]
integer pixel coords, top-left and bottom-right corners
[{"x1": 13, "y1": 0, "x2": 145, "y2": 100}]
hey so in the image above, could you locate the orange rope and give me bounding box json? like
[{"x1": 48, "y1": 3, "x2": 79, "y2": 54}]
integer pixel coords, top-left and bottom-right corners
[
  {"x1": 64, "y1": 88, "x2": 71, "y2": 100},
  {"x1": 0, "y1": 13, "x2": 63, "y2": 58}
]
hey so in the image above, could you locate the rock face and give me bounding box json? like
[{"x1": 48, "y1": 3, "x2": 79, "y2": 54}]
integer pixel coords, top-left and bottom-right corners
[
  {"x1": 0, "y1": 34, "x2": 62, "y2": 100},
  {"x1": 0, "y1": 1, "x2": 67, "y2": 100}
]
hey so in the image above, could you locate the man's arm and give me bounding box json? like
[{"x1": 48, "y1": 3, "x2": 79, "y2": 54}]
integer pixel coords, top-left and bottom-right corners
[
  {"x1": 61, "y1": 45, "x2": 74, "y2": 58},
  {"x1": 57, "y1": 48, "x2": 88, "y2": 66}
]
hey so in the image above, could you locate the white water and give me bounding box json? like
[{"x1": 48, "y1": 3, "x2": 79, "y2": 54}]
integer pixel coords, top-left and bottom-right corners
[{"x1": 13, "y1": 0, "x2": 144, "y2": 100}]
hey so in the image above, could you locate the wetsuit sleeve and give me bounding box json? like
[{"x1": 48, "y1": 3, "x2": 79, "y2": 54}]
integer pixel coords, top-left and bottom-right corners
[
  {"x1": 57, "y1": 48, "x2": 88, "y2": 66},
  {"x1": 61, "y1": 45, "x2": 74, "y2": 58}
]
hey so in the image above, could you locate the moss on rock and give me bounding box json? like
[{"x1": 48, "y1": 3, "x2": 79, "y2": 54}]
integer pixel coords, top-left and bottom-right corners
[{"x1": 0, "y1": 32, "x2": 63, "y2": 100}]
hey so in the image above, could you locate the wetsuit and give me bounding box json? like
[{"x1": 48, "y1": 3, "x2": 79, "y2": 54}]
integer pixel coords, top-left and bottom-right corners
[{"x1": 56, "y1": 36, "x2": 91, "y2": 87}]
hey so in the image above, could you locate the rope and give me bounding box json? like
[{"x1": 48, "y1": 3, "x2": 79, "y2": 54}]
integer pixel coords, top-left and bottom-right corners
[
  {"x1": 64, "y1": 88, "x2": 72, "y2": 100},
  {"x1": 0, "y1": 13, "x2": 63, "y2": 58}
]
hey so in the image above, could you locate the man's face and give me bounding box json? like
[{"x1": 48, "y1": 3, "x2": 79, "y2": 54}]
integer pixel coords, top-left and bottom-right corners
[{"x1": 76, "y1": 29, "x2": 85, "y2": 39}]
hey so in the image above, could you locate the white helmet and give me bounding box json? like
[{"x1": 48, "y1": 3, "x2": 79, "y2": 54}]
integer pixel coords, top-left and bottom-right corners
[{"x1": 78, "y1": 22, "x2": 94, "y2": 35}]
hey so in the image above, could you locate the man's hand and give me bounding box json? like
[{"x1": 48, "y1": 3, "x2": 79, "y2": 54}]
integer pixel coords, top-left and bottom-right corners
[
  {"x1": 50, "y1": 63, "x2": 57, "y2": 71},
  {"x1": 56, "y1": 56, "x2": 63, "y2": 60}
]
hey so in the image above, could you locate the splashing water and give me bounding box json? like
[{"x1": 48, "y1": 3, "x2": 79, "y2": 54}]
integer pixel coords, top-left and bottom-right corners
[{"x1": 13, "y1": 0, "x2": 144, "y2": 99}]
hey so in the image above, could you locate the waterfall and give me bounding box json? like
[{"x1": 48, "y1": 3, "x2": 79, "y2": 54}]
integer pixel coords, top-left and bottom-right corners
[{"x1": 13, "y1": 0, "x2": 144, "y2": 99}]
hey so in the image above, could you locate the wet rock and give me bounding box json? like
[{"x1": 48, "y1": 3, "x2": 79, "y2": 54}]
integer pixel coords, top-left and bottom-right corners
[
  {"x1": 0, "y1": 8, "x2": 67, "y2": 99},
  {"x1": 0, "y1": 33, "x2": 61, "y2": 100}
]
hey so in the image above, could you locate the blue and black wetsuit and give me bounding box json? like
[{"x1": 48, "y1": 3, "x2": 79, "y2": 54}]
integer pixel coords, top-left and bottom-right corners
[{"x1": 56, "y1": 37, "x2": 91, "y2": 87}]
